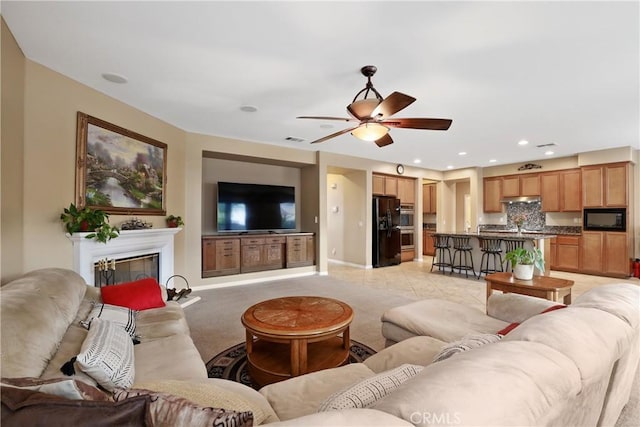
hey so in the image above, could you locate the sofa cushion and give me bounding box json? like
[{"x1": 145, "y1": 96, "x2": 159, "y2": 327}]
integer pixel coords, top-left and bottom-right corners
[
  {"x1": 381, "y1": 299, "x2": 508, "y2": 343},
  {"x1": 75, "y1": 318, "x2": 135, "y2": 392},
  {"x1": 502, "y1": 306, "x2": 633, "y2": 382},
  {"x1": 1, "y1": 377, "x2": 110, "y2": 401},
  {"x1": 114, "y1": 387, "x2": 253, "y2": 427},
  {"x1": 133, "y1": 379, "x2": 266, "y2": 424},
  {"x1": 101, "y1": 277, "x2": 165, "y2": 311},
  {"x1": 0, "y1": 268, "x2": 88, "y2": 378},
  {"x1": 205, "y1": 378, "x2": 280, "y2": 424},
  {"x1": 135, "y1": 302, "x2": 191, "y2": 340},
  {"x1": 259, "y1": 363, "x2": 376, "y2": 421},
  {"x1": 432, "y1": 333, "x2": 503, "y2": 363},
  {"x1": 267, "y1": 408, "x2": 414, "y2": 426},
  {"x1": 573, "y1": 283, "x2": 640, "y2": 329},
  {"x1": 82, "y1": 303, "x2": 137, "y2": 338},
  {"x1": 133, "y1": 334, "x2": 208, "y2": 383},
  {"x1": 318, "y1": 364, "x2": 423, "y2": 412},
  {"x1": 371, "y1": 341, "x2": 582, "y2": 426},
  {"x1": 364, "y1": 336, "x2": 445, "y2": 373},
  {"x1": 1, "y1": 386, "x2": 151, "y2": 426},
  {"x1": 487, "y1": 292, "x2": 565, "y2": 324}
]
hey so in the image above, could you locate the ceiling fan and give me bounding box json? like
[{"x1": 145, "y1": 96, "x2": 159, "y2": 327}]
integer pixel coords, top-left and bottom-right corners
[{"x1": 297, "y1": 65, "x2": 452, "y2": 147}]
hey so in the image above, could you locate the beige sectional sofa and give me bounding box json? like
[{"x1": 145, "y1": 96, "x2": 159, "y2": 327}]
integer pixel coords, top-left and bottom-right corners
[{"x1": 2, "y1": 267, "x2": 638, "y2": 426}]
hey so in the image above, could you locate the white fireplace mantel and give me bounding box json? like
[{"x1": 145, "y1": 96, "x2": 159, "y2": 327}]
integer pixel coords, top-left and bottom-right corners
[{"x1": 67, "y1": 227, "x2": 182, "y2": 286}]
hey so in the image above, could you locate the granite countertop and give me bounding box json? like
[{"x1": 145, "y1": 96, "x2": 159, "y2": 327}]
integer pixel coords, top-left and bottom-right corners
[{"x1": 434, "y1": 231, "x2": 558, "y2": 240}]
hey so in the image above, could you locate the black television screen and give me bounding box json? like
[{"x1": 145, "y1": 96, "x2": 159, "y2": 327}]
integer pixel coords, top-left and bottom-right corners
[{"x1": 217, "y1": 182, "x2": 296, "y2": 231}]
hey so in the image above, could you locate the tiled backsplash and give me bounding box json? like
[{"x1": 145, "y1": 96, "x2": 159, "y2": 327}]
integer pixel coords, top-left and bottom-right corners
[{"x1": 506, "y1": 202, "x2": 545, "y2": 230}]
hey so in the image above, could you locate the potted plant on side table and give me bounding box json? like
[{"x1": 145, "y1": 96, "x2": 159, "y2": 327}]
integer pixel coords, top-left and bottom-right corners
[
  {"x1": 60, "y1": 203, "x2": 119, "y2": 243},
  {"x1": 503, "y1": 247, "x2": 545, "y2": 280}
]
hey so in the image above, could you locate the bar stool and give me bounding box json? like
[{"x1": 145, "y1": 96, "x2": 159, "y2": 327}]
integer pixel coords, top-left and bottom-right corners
[
  {"x1": 503, "y1": 238, "x2": 525, "y2": 271},
  {"x1": 478, "y1": 237, "x2": 504, "y2": 279},
  {"x1": 431, "y1": 234, "x2": 453, "y2": 274},
  {"x1": 451, "y1": 236, "x2": 476, "y2": 279}
]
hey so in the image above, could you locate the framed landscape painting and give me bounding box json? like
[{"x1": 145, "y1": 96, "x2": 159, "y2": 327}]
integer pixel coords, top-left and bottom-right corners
[{"x1": 75, "y1": 112, "x2": 167, "y2": 215}]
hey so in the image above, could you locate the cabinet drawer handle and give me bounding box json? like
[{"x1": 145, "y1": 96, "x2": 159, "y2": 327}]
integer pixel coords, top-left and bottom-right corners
[{"x1": 224, "y1": 254, "x2": 232, "y2": 257}]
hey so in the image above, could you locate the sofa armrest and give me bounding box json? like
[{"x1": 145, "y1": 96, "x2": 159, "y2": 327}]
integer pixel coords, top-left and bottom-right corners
[{"x1": 487, "y1": 293, "x2": 563, "y2": 324}]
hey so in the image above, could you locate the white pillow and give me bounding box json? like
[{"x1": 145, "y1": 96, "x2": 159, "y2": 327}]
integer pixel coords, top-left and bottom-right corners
[
  {"x1": 81, "y1": 302, "x2": 137, "y2": 338},
  {"x1": 318, "y1": 364, "x2": 423, "y2": 412},
  {"x1": 432, "y1": 333, "x2": 503, "y2": 363},
  {"x1": 76, "y1": 318, "x2": 135, "y2": 392}
]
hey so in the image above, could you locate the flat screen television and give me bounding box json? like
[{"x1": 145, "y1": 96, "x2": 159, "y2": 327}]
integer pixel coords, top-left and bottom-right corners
[{"x1": 217, "y1": 182, "x2": 296, "y2": 231}]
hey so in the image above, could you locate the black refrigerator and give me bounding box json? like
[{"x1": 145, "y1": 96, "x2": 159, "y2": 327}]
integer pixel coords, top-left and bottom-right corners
[{"x1": 372, "y1": 196, "x2": 401, "y2": 267}]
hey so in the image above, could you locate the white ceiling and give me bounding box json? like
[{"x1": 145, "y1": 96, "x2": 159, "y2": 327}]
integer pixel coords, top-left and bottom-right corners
[{"x1": 3, "y1": 1, "x2": 639, "y2": 171}]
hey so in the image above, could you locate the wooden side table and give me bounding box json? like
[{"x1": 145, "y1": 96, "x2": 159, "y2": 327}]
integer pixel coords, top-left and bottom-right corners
[
  {"x1": 241, "y1": 296, "x2": 353, "y2": 387},
  {"x1": 485, "y1": 272, "x2": 574, "y2": 305}
]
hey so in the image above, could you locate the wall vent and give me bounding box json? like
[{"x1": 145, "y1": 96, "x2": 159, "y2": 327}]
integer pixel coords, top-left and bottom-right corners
[
  {"x1": 285, "y1": 136, "x2": 305, "y2": 143},
  {"x1": 536, "y1": 143, "x2": 556, "y2": 148}
]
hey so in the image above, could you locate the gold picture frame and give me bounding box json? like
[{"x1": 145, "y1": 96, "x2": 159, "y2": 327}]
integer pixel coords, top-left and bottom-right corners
[{"x1": 75, "y1": 112, "x2": 167, "y2": 215}]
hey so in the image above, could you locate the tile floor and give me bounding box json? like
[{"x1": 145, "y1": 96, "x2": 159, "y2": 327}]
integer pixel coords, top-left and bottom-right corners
[{"x1": 328, "y1": 257, "x2": 640, "y2": 313}]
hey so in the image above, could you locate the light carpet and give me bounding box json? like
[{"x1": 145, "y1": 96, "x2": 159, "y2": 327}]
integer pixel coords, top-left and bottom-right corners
[{"x1": 183, "y1": 267, "x2": 639, "y2": 426}]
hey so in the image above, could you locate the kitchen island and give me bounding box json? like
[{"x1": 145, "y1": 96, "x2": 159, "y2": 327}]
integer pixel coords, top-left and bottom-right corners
[{"x1": 432, "y1": 231, "x2": 557, "y2": 277}]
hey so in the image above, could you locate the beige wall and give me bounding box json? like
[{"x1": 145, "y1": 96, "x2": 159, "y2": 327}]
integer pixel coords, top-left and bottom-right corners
[
  {"x1": 1, "y1": 18, "x2": 26, "y2": 282},
  {"x1": 326, "y1": 174, "x2": 345, "y2": 262},
  {"x1": 483, "y1": 156, "x2": 579, "y2": 177}
]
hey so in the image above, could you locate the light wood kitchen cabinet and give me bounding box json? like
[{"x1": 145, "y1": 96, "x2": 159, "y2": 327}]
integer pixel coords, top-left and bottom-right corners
[
  {"x1": 373, "y1": 174, "x2": 398, "y2": 197},
  {"x1": 582, "y1": 162, "x2": 628, "y2": 207},
  {"x1": 501, "y1": 174, "x2": 540, "y2": 198},
  {"x1": 581, "y1": 231, "x2": 629, "y2": 277},
  {"x1": 502, "y1": 176, "x2": 520, "y2": 198},
  {"x1": 520, "y1": 174, "x2": 540, "y2": 196},
  {"x1": 540, "y1": 169, "x2": 581, "y2": 212},
  {"x1": 483, "y1": 177, "x2": 502, "y2": 213},
  {"x1": 397, "y1": 177, "x2": 415, "y2": 204},
  {"x1": 202, "y1": 237, "x2": 241, "y2": 277},
  {"x1": 423, "y1": 230, "x2": 435, "y2": 256},
  {"x1": 554, "y1": 236, "x2": 580, "y2": 272},
  {"x1": 422, "y1": 184, "x2": 437, "y2": 214}
]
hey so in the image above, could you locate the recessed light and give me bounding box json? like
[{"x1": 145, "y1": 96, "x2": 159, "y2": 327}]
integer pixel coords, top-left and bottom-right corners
[
  {"x1": 101, "y1": 72, "x2": 128, "y2": 84},
  {"x1": 545, "y1": 151, "x2": 554, "y2": 155},
  {"x1": 240, "y1": 105, "x2": 258, "y2": 113},
  {"x1": 320, "y1": 124, "x2": 334, "y2": 129},
  {"x1": 413, "y1": 159, "x2": 421, "y2": 164},
  {"x1": 489, "y1": 159, "x2": 497, "y2": 163},
  {"x1": 518, "y1": 140, "x2": 529, "y2": 146},
  {"x1": 446, "y1": 165, "x2": 454, "y2": 170},
  {"x1": 458, "y1": 151, "x2": 467, "y2": 156}
]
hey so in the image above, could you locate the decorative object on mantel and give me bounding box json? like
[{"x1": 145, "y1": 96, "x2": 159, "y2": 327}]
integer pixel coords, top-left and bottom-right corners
[
  {"x1": 165, "y1": 215, "x2": 184, "y2": 228},
  {"x1": 503, "y1": 247, "x2": 545, "y2": 280},
  {"x1": 517, "y1": 163, "x2": 542, "y2": 171},
  {"x1": 120, "y1": 217, "x2": 153, "y2": 230},
  {"x1": 60, "y1": 203, "x2": 120, "y2": 243},
  {"x1": 75, "y1": 112, "x2": 168, "y2": 216}
]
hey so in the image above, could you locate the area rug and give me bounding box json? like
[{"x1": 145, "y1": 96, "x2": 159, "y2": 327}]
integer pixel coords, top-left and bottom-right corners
[{"x1": 206, "y1": 340, "x2": 376, "y2": 389}]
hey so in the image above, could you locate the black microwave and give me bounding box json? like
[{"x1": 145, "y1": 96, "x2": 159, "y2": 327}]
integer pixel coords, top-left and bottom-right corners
[{"x1": 583, "y1": 208, "x2": 626, "y2": 232}]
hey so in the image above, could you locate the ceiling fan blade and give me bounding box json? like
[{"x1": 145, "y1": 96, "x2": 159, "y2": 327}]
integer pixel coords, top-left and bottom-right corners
[
  {"x1": 371, "y1": 92, "x2": 416, "y2": 118},
  {"x1": 309, "y1": 126, "x2": 360, "y2": 144},
  {"x1": 382, "y1": 118, "x2": 452, "y2": 130},
  {"x1": 374, "y1": 133, "x2": 394, "y2": 147},
  {"x1": 297, "y1": 116, "x2": 357, "y2": 122}
]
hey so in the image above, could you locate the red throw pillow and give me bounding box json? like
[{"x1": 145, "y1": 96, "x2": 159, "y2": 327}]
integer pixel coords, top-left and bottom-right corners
[{"x1": 101, "y1": 278, "x2": 165, "y2": 310}]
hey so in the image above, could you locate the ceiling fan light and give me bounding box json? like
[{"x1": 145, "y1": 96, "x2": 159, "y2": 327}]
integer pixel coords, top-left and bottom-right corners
[
  {"x1": 351, "y1": 123, "x2": 389, "y2": 142},
  {"x1": 349, "y1": 98, "x2": 380, "y2": 119}
]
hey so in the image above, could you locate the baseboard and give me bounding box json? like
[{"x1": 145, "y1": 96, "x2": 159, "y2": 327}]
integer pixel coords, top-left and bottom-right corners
[
  {"x1": 179, "y1": 296, "x2": 201, "y2": 309},
  {"x1": 328, "y1": 259, "x2": 368, "y2": 269},
  {"x1": 192, "y1": 270, "x2": 317, "y2": 291}
]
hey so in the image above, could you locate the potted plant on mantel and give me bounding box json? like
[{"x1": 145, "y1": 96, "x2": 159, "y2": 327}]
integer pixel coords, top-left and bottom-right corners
[
  {"x1": 166, "y1": 215, "x2": 184, "y2": 228},
  {"x1": 503, "y1": 247, "x2": 545, "y2": 280},
  {"x1": 60, "y1": 203, "x2": 120, "y2": 243}
]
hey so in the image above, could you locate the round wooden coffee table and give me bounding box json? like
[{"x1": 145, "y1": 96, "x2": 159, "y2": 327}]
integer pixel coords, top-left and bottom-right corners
[{"x1": 241, "y1": 296, "x2": 353, "y2": 387}]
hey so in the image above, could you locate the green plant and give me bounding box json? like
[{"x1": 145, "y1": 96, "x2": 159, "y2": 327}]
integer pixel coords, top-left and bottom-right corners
[
  {"x1": 60, "y1": 203, "x2": 119, "y2": 243},
  {"x1": 503, "y1": 247, "x2": 545, "y2": 273},
  {"x1": 166, "y1": 215, "x2": 184, "y2": 227}
]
